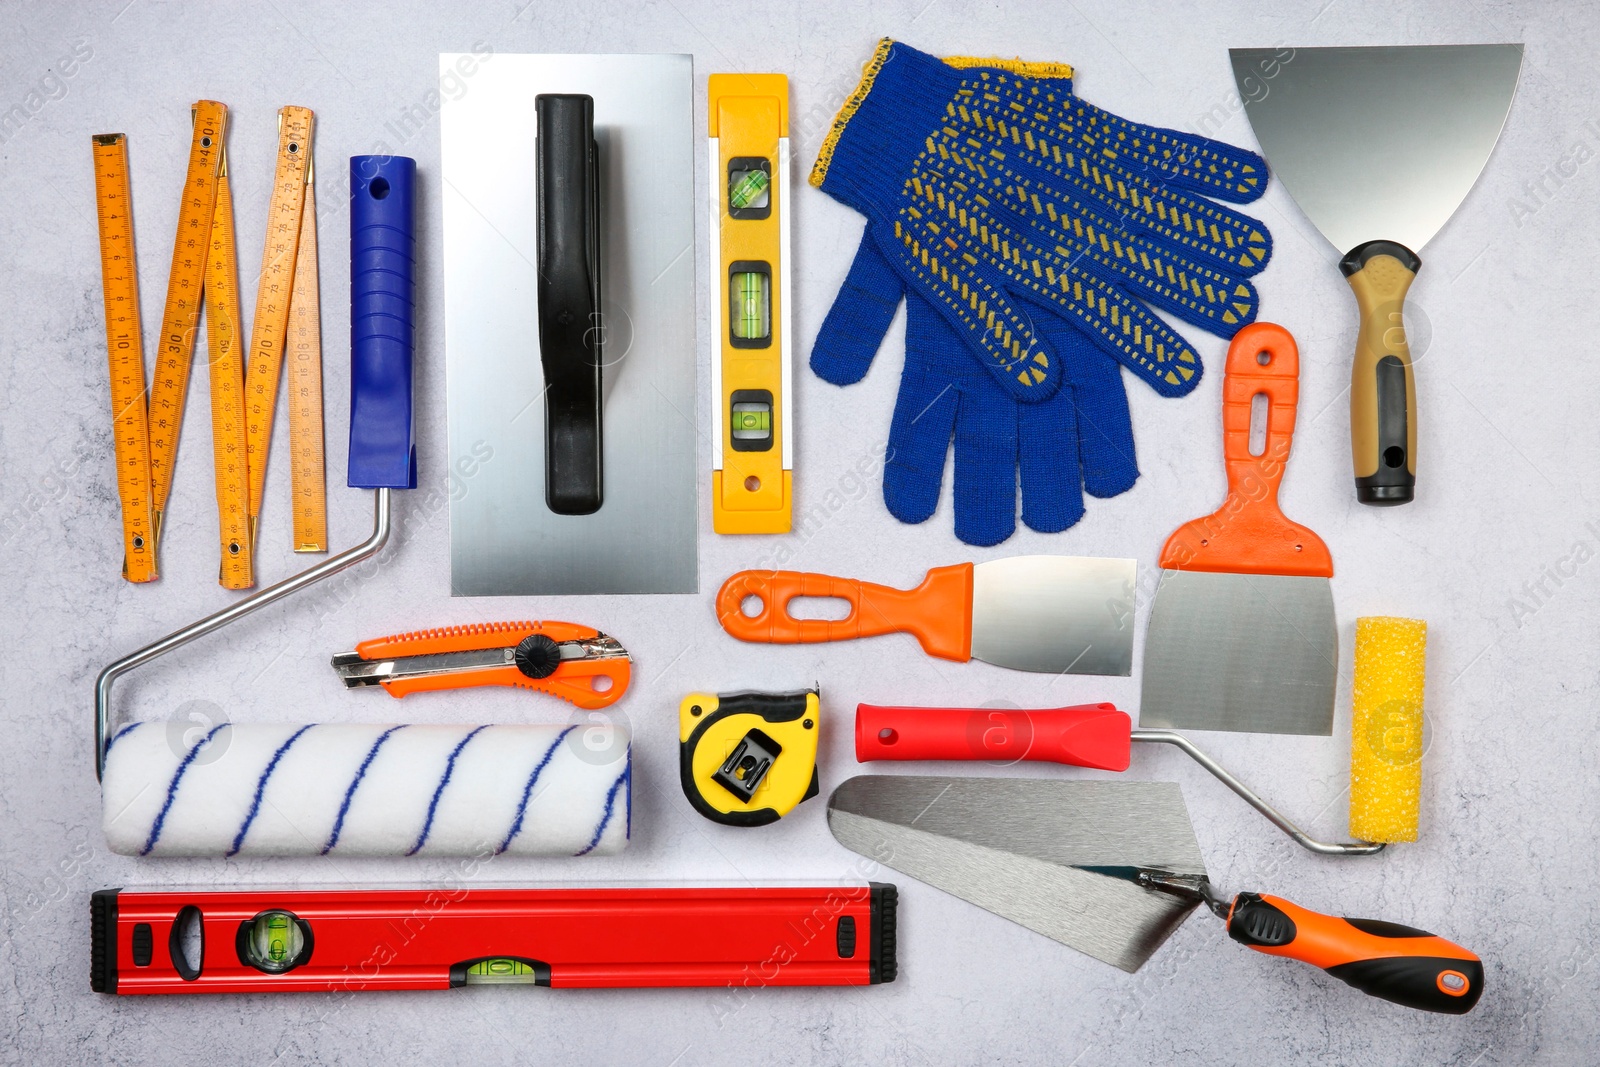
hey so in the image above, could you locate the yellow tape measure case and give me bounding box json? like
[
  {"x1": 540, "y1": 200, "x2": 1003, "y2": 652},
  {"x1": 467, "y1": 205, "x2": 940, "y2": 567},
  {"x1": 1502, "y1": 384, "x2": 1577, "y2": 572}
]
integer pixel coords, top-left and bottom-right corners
[{"x1": 679, "y1": 689, "x2": 819, "y2": 826}]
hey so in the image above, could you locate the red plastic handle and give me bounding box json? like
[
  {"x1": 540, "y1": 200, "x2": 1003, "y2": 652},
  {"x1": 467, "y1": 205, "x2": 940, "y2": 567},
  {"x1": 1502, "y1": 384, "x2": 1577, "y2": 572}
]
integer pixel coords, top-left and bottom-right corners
[
  {"x1": 715, "y1": 566, "x2": 973, "y2": 661},
  {"x1": 855, "y1": 703, "x2": 1133, "y2": 771},
  {"x1": 1158, "y1": 322, "x2": 1333, "y2": 578}
]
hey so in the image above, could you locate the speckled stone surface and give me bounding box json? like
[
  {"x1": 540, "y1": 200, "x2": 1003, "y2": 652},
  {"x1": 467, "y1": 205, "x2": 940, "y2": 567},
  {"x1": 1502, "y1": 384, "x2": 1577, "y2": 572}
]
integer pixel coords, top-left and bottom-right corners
[{"x1": 2, "y1": 1, "x2": 1596, "y2": 1063}]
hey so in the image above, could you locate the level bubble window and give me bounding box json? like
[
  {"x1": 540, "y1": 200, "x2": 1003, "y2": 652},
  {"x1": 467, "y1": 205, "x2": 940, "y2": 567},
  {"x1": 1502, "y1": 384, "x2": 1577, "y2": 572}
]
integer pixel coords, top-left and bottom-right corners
[
  {"x1": 237, "y1": 909, "x2": 313, "y2": 975},
  {"x1": 726, "y1": 156, "x2": 772, "y2": 219},
  {"x1": 728, "y1": 262, "x2": 771, "y2": 347}
]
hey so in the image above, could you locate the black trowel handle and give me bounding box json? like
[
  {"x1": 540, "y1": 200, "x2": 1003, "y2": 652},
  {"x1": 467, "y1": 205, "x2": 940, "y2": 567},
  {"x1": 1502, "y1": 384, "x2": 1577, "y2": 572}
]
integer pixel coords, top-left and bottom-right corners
[
  {"x1": 1341, "y1": 240, "x2": 1420, "y2": 506},
  {"x1": 536, "y1": 93, "x2": 604, "y2": 516}
]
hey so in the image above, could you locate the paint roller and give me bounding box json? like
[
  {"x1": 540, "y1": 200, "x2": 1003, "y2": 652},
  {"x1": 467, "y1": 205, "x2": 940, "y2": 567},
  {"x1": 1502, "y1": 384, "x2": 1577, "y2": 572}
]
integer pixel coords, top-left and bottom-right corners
[{"x1": 94, "y1": 156, "x2": 630, "y2": 858}]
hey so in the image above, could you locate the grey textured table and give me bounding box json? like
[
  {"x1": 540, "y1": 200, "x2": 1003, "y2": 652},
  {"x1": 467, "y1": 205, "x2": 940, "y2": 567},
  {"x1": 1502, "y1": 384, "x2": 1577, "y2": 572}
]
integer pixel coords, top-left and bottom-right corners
[{"x1": 2, "y1": 1, "x2": 1595, "y2": 1063}]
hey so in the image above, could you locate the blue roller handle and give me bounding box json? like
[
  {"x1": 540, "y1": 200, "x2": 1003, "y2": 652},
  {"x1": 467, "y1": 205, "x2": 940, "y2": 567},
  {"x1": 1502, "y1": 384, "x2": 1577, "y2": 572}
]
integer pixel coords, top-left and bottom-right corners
[{"x1": 348, "y1": 155, "x2": 417, "y2": 489}]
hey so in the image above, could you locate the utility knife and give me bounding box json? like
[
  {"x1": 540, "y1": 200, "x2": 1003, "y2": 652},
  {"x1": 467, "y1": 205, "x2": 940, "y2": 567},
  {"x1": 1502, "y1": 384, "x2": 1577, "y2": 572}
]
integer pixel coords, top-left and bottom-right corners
[{"x1": 332, "y1": 621, "x2": 630, "y2": 709}]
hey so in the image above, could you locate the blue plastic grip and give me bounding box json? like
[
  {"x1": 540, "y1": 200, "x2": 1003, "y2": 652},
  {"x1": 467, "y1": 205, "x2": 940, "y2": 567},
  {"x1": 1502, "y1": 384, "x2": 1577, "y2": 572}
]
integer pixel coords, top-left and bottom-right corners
[{"x1": 348, "y1": 155, "x2": 417, "y2": 489}]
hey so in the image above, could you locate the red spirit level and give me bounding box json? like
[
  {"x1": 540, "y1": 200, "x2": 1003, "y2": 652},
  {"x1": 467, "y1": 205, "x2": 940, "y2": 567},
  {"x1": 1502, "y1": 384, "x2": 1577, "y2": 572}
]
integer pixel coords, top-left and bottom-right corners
[{"x1": 92, "y1": 884, "x2": 896, "y2": 994}]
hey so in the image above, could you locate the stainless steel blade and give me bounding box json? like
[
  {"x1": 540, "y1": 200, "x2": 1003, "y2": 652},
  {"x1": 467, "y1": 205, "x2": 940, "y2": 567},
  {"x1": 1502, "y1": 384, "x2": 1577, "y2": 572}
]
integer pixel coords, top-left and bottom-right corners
[
  {"x1": 1230, "y1": 45, "x2": 1522, "y2": 253},
  {"x1": 1140, "y1": 570, "x2": 1337, "y2": 734},
  {"x1": 333, "y1": 647, "x2": 513, "y2": 687},
  {"x1": 827, "y1": 776, "x2": 1205, "y2": 973},
  {"x1": 970, "y1": 556, "x2": 1136, "y2": 676}
]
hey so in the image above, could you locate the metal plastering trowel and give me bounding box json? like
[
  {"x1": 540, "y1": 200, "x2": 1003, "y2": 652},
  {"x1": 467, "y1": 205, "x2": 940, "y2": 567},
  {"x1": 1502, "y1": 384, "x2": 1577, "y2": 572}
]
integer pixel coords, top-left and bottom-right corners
[
  {"x1": 1230, "y1": 44, "x2": 1522, "y2": 506},
  {"x1": 829, "y1": 776, "x2": 1484, "y2": 1013},
  {"x1": 441, "y1": 53, "x2": 698, "y2": 595}
]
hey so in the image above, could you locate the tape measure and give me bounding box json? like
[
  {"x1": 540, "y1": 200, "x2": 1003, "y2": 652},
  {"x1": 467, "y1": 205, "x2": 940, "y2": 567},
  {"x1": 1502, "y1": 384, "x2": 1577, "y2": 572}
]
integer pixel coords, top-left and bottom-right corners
[
  {"x1": 679, "y1": 688, "x2": 820, "y2": 826},
  {"x1": 91, "y1": 102, "x2": 326, "y2": 586},
  {"x1": 145, "y1": 100, "x2": 227, "y2": 562},
  {"x1": 707, "y1": 74, "x2": 793, "y2": 534},
  {"x1": 243, "y1": 106, "x2": 315, "y2": 546},
  {"x1": 204, "y1": 149, "x2": 253, "y2": 588},
  {"x1": 91, "y1": 133, "x2": 157, "y2": 582},
  {"x1": 285, "y1": 160, "x2": 327, "y2": 552}
]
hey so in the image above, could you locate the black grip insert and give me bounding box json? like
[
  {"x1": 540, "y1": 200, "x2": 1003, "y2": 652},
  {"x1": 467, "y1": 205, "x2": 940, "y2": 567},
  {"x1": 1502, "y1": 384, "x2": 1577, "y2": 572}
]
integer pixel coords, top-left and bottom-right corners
[
  {"x1": 1355, "y1": 355, "x2": 1414, "y2": 505},
  {"x1": 1326, "y1": 955, "x2": 1484, "y2": 1014}
]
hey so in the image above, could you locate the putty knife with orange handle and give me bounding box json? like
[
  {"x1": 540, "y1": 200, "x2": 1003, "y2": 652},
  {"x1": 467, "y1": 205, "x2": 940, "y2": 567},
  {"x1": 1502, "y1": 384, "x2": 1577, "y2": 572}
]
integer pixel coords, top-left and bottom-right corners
[
  {"x1": 1140, "y1": 321, "x2": 1337, "y2": 734},
  {"x1": 715, "y1": 555, "x2": 1137, "y2": 676}
]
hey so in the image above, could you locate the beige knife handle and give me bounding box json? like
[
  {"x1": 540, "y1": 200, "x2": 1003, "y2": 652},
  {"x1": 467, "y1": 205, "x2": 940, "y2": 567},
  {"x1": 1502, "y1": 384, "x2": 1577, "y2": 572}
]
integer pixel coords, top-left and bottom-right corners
[{"x1": 1342, "y1": 241, "x2": 1420, "y2": 506}]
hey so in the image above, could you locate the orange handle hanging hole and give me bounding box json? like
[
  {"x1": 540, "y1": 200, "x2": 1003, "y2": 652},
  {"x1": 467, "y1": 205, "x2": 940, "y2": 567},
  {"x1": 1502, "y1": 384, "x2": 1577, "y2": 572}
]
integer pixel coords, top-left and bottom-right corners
[
  {"x1": 1158, "y1": 322, "x2": 1333, "y2": 578},
  {"x1": 715, "y1": 566, "x2": 973, "y2": 661}
]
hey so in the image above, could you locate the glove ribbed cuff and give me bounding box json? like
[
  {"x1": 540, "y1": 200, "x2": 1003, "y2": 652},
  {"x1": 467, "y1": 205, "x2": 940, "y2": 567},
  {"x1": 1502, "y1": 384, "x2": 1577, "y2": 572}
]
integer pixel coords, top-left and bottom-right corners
[{"x1": 810, "y1": 41, "x2": 964, "y2": 215}]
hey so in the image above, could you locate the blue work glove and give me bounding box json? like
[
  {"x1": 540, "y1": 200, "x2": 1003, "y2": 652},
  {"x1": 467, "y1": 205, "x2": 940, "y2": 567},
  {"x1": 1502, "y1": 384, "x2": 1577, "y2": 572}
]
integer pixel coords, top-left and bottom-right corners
[
  {"x1": 811, "y1": 40, "x2": 1272, "y2": 402},
  {"x1": 814, "y1": 228, "x2": 1136, "y2": 546}
]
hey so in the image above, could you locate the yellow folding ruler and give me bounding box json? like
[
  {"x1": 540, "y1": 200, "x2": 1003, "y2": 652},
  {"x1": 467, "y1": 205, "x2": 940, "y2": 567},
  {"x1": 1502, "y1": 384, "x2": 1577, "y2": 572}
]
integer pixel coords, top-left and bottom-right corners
[
  {"x1": 244, "y1": 106, "x2": 325, "y2": 555},
  {"x1": 91, "y1": 132, "x2": 157, "y2": 582},
  {"x1": 91, "y1": 102, "x2": 326, "y2": 587}
]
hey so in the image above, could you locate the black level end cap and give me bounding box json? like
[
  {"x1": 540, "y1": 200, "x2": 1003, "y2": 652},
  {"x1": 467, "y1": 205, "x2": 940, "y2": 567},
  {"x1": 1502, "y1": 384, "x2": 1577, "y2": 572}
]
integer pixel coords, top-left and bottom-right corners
[
  {"x1": 91, "y1": 889, "x2": 120, "y2": 993},
  {"x1": 869, "y1": 882, "x2": 899, "y2": 984}
]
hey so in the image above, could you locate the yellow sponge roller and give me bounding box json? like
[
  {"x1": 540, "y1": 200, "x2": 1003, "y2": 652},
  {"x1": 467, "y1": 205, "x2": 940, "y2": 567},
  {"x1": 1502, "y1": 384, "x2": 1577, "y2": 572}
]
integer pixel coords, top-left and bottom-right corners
[{"x1": 1349, "y1": 617, "x2": 1426, "y2": 842}]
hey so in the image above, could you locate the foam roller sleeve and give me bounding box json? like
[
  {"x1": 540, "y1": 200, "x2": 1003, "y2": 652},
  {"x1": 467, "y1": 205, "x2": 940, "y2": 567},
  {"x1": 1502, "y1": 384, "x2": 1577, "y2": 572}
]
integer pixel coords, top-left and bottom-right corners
[
  {"x1": 101, "y1": 722, "x2": 629, "y2": 857},
  {"x1": 1349, "y1": 616, "x2": 1425, "y2": 842}
]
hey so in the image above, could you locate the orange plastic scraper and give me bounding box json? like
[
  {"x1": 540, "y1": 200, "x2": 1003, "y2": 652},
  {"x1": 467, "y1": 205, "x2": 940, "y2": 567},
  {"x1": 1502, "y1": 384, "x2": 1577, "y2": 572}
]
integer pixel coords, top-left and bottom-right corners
[{"x1": 1139, "y1": 322, "x2": 1337, "y2": 734}]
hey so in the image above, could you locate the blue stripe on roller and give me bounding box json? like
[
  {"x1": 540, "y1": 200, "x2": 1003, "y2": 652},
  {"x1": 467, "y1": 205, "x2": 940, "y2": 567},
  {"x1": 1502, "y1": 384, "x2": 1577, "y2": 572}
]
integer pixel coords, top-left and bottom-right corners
[
  {"x1": 575, "y1": 762, "x2": 631, "y2": 857},
  {"x1": 406, "y1": 724, "x2": 490, "y2": 856},
  {"x1": 497, "y1": 725, "x2": 577, "y2": 854},
  {"x1": 139, "y1": 723, "x2": 230, "y2": 856},
  {"x1": 322, "y1": 724, "x2": 407, "y2": 855},
  {"x1": 624, "y1": 743, "x2": 632, "y2": 838},
  {"x1": 225, "y1": 724, "x2": 315, "y2": 858},
  {"x1": 104, "y1": 721, "x2": 144, "y2": 756}
]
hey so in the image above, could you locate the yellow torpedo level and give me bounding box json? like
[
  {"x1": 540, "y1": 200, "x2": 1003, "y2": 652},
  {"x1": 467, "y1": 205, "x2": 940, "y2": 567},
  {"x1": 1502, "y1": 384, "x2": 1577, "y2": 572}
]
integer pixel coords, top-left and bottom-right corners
[{"x1": 709, "y1": 74, "x2": 791, "y2": 533}]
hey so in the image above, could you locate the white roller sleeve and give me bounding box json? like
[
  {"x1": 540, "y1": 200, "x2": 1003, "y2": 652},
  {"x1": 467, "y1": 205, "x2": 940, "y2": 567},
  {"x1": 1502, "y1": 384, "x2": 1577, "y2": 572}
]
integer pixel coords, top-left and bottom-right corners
[{"x1": 101, "y1": 721, "x2": 630, "y2": 858}]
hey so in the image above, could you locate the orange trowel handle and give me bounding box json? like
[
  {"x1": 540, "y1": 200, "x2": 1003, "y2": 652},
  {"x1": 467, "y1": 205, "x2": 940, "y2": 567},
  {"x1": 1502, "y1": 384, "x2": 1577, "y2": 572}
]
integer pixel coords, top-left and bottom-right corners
[
  {"x1": 1158, "y1": 322, "x2": 1333, "y2": 578},
  {"x1": 353, "y1": 620, "x2": 629, "y2": 710},
  {"x1": 1228, "y1": 892, "x2": 1483, "y2": 1014},
  {"x1": 715, "y1": 566, "x2": 973, "y2": 661}
]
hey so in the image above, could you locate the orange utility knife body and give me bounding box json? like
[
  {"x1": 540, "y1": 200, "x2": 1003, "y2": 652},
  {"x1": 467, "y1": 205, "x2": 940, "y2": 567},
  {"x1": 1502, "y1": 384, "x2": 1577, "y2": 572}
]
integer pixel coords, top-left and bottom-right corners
[{"x1": 332, "y1": 622, "x2": 630, "y2": 709}]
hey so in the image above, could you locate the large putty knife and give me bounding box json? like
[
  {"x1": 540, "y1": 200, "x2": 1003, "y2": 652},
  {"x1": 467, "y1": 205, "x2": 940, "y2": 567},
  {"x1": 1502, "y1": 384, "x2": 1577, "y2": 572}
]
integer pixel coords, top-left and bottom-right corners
[
  {"x1": 1230, "y1": 44, "x2": 1522, "y2": 506},
  {"x1": 716, "y1": 556, "x2": 1136, "y2": 676},
  {"x1": 1141, "y1": 323, "x2": 1336, "y2": 734},
  {"x1": 829, "y1": 776, "x2": 1483, "y2": 1013}
]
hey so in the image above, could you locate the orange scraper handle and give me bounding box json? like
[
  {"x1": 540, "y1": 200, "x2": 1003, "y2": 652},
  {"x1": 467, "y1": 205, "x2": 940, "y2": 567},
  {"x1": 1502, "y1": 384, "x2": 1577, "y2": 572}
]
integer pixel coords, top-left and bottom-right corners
[
  {"x1": 353, "y1": 621, "x2": 630, "y2": 710},
  {"x1": 1227, "y1": 892, "x2": 1483, "y2": 1014},
  {"x1": 715, "y1": 566, "x2": 973, "y2": 661},
  {"x1": 1158, "y1": 322, "x2": 1333, "y2": 579}
]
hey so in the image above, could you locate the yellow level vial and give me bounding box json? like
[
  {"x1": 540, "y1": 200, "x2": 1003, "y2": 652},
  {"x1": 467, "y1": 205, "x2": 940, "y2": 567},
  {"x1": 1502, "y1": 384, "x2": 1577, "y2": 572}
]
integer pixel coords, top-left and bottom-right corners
[{"x1": 708, "y1": 74, "x2": 791, "y2": 534}]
